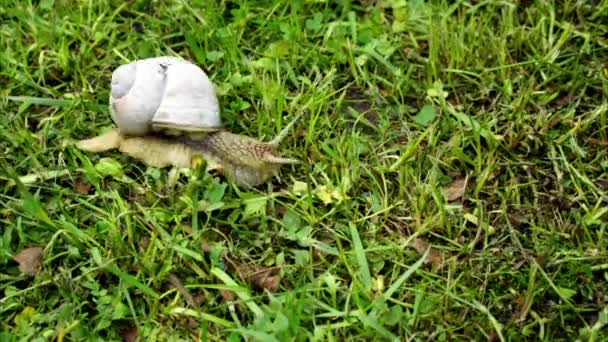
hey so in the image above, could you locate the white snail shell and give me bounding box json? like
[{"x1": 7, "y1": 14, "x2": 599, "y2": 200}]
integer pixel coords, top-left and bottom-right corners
[{"x1": 109, "y1": 56, "x2": 222, "y2": 136}]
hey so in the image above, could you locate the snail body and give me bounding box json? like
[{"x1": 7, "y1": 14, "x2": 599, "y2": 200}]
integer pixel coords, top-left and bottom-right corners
[
  {"x1": 78, "y1": 56, "x2": 298, "y2": 187},
  {"x1": 176, "y1": 130, "x2": 299, "y2": 187}
]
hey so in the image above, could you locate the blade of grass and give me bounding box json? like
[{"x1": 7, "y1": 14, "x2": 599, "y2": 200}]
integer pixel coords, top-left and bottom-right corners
[
  {"x1": 104, "y1": 264, "x2": 159, "y2": 299},
  {"x1": 349, "y1": 222, "x2": 372, "y2": 290}
]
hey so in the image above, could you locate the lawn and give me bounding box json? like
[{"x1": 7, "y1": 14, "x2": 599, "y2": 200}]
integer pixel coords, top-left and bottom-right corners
[{"x1": 1, "y1": 0, "x2": 608, "y2": 341}]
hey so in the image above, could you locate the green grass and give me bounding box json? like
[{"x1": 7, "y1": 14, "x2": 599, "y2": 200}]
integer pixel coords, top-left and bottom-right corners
[{"x1": 1, "y1": 0, "x2": 608, "y2": 340}]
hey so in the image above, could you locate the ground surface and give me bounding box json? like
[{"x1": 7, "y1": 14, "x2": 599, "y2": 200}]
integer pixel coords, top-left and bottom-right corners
[{"x1": 1, "y1": 0, "x2": 608, "y2": 341}]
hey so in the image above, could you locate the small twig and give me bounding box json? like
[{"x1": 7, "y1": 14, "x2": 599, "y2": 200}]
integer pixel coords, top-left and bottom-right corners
[{"x1": 167, "y1": 273, "x2": 197, "y2": 308}]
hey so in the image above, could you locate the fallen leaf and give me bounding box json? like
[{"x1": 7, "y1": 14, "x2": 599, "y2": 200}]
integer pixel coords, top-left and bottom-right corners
[
  {"x1": 316, "y1": 187, "x2": 333, "y2": 204},
  {"x1": 509, "y1": 210, "x2": 530, "y2": 228},
  {"x1": 535, "y1": 255, "x2": 545, "y2": 267},
  {"x1": 411, "y1": 238, "x2": 444, "y2": 267},
  {"x1": 589, "y1": 138, "x2": 608, "y2": 146},
  {"x1": 556, "y1": 95, "x2": 578, "y2": 106},
  {"x1": 138, "y1": 236, "x2": 150, "y2": 252},
  {"x1": 184, "y1": 317, "x2": 199, "y2": 330},
  {"x1": 316, "y1": 185, "x2": 349, "y2": 204},
  {"x1": 13, "y1": 247, "x2": 43, "y2": 276},
  {"x1": 121, "y1": 323, "x2": 139, "y2": 342},
  {"x1": 372, "y1": 275, "x2": 385, "y2": 297},
  {"x1": 193, "y1": 293, "x2": 206, "y2": 306},
  {"x1": 441, "y1": 177, "x2": 467, "y2": 201},
  {"x1": 547, "y1": 116, "x2": 562, "y2": 129},
  {"x1": 227, "y1": 260, "x2": 281, "y2": 292},
  {"x1": 181, "y1": 225, "x2": 193, "y2": 235},
  {"x1": 200, "y1": 239, "x2": 212, "y2": 253},
  {"x1": 514, "y1": 296, "x2": 528, "y2": 322},
  {"x1": 219, "y1": 289, "x2": 235, "y2": 301},
  {"x1": 292, "y1": 180, "x2": 308, "y2": 194},
  {"x1": 488, "y1": 330, "x2": 500, "y2": 342},
  {"x1": 250, "y1": 273, "x2": 280, "y2": 292},
  {"x1": 73, "y1": 177, "x2": 91, "y2": 194}
]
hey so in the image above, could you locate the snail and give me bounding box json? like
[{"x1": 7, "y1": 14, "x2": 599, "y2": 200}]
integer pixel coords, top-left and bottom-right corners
[{"x1": 76, "y1": 56, "x2": 300, "y2": 187}]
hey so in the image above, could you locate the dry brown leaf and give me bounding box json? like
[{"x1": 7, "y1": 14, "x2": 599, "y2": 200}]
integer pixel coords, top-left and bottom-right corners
[
  {"x1": 193, "y1": 293, "x2": 206, "y2": 306},
  {"x1": 200, "y1": 239, "x2": 212, "y2": 253},
  {"x1": 73, "y1": 177, "x2": 91, "y2": 194},
  {"x1": 589, "y1": 138, "x2": 608, "y2": 146},
  {"x1": 514, "y1": 296, "x2": 530, "y2": 323},
  {"x1": 556, "y1": 95, "x2": 578, "y2": 106},
  {"x1": 488, "y1": 330, "x2": 500, "y2": 342},
  {"x1": 228, "y1": 260, "x2": 281, "y2": 292},
  {"x1": 219, "y1": 289, "x2": 235, "y2": 301},
  {"x1": 121, "y1": 324, "x2": 139, "y2": 342},
  {"x1": 138, "y1": 236, "x2": 150, "y2": 253},
  {"x1": 181, "y1": 225, "x2": 194, "y2": 235},
  {"x1": 411, "y1": 238, "x2": 444, "y2": 267},
  {"x1": 250, "y1": 273, "x2": 280, "y2": 292},
  {"x1": 441, "y1": 177, "x2": 467, "y2": 201},
  {"x1": 13, "y1": 247, "x2": 43, "y2": 276},
  {"x1": 184, "y1": 317, "x2": 199, "y2": 330}
]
